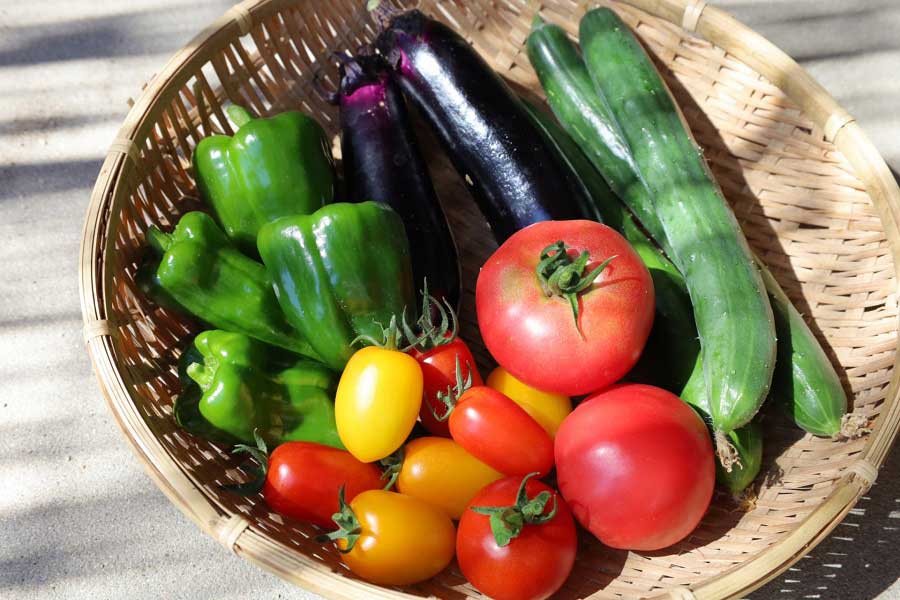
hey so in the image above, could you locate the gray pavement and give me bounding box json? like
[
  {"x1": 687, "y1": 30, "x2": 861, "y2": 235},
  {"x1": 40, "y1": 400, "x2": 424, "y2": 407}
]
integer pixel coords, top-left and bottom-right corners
[{"x1": 0, "y1": 1, "x2": 897, "y2": 598}]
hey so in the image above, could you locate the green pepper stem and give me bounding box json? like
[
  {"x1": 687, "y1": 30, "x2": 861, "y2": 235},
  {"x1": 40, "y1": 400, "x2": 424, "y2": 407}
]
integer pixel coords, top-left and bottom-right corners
[
  {"x1": 146, "y1": 226, "x2": 172, "y2": 254},
  {"x1": 226, "y1": 104, "x2": 253, "y2": 128},
  {"x1": 186, "y1": 362, "x2": 214, "y2": 391}
]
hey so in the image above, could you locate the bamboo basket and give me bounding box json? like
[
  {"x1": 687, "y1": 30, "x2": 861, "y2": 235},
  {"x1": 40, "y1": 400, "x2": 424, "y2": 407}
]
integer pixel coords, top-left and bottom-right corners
[{"x1": 79, "y1": 0, "x2": 900, "y2": 598}]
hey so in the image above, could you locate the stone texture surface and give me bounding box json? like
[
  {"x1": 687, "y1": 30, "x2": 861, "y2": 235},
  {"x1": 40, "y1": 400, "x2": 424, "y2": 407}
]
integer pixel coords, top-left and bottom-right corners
[{"x1": 0, "y1": 1, "x2": 897, "y2": 598}]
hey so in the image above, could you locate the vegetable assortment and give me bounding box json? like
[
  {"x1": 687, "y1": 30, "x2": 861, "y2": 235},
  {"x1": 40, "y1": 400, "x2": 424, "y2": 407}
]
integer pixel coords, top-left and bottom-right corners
[{"x1": 137, "y1": 6, "x2": 863, "y2": 597}]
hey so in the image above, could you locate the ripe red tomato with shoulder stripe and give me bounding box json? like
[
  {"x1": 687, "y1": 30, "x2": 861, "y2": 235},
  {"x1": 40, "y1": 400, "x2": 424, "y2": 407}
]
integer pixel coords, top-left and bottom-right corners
[
  {"x1": 555, "y1": 384, "x2": 715, "y2": 550},
  {"x1": 405, "y1": 288, "x2": 483, "y2": 437},
  {"x1": 476, "y1": 220, "x2": 654, "y2": 396}
]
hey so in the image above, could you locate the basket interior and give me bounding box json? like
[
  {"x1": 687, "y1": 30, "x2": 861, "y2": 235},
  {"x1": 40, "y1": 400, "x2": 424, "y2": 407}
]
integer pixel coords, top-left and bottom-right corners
[{"x1": 92, "y1": 0, "x2": 897, "y2": 597}]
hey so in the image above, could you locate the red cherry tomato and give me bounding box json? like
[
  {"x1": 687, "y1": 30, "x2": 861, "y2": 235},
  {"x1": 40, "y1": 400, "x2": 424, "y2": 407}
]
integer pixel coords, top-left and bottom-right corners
[
  {"x1": 448, "y1": 386, "x2": 554, "y2": 477},
  {"x1": 411, "y1": 337, "x2": 482, "y2": 437},
  {"x1": 406, "y1": 290, "x2": 483, "y2": 437},
  {"x1": 457, "y1": 474, "x2": 576, "y2": 600},
  {"x1": 476, "y1": 220, "x2": 654, "y2": 395},
  {"x1": 263, "y1": 442, "x2": 384, "y2": 528},
  {"x1": 555, "y1": 384, "x2": 715, "y2": 550}
]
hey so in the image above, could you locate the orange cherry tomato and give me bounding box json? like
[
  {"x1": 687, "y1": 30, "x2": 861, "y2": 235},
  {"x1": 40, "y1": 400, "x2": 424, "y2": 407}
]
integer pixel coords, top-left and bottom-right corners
[
  {"x1": 487, "y1": 366, "x2": 571, "y2": 438},
  {"x1": 394, "y1": 437, "x2": 503, "y2": 518},
  {"x1": 326, "y1": 489, "x2": 456, "y2": 586}
]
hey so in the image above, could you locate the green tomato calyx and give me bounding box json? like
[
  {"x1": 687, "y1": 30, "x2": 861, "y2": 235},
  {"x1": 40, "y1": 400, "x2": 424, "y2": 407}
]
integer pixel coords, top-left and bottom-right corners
[
  {"x1": 352, "y1": 315, "x2": 415, "y2": 352},
  {"x1": 379, "y1": 447, "x2": 405, "y2": 491},
  {"x1": 317, "y1": 485, "x2": 362, "y2": 554},
  {"x1": 536, "y1": 240, "x2": 616, "y2": 335},
  {"x1": 431, "y1": 355, "x2": 474, "y2": 422},
  {"x1": 402, "y1": 279, "x2": 459, "y2": 352},
  {"x1": 469, "y1": 472, "x2": 558, "y2": 547},
  {"x1": 225, "y1": 429, "x2": 269, "y2": 496}
]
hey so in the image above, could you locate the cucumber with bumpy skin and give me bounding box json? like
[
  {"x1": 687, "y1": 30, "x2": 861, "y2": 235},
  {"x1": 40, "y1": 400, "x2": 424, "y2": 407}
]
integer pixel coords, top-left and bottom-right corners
[
  {"x1": 578, "y1": 8, "x2": 776, "y2": 448},
  {"x1": 681, "y1": 360, "x2": 763, "y2": 494},
  {"x1": 526, "y1": 16, "x2": 672, "y2": 257},
  {"x1": 759, "y1": 263, "x2": 859, "y2": 438},
  {"x1": 525, "y1": 21, "x2": 856, "y2": 446}
]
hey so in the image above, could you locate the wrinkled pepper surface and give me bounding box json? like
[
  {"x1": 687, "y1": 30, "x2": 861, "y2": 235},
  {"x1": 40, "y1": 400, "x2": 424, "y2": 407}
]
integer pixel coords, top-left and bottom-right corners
[
  {"x1": 194, "y1": 105, "x2": 336, "y2": 255},
  {"x1": 257, "y1": 202, "x2": 415, "y2": 371},
  {"x1": 143, "y1": 211, "x2": 322, "y2": 361},
  {"x1": 184, "y1": 330, "x2": 343, "y2": 448}
]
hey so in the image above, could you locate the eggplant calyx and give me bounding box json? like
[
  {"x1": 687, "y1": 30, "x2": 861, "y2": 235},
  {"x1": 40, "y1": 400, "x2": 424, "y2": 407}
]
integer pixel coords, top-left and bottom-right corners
[
  {"x1": 316, "y1": 486, "x2": 362, "y2": 554},
  {"x1": 469, "y1": 473, "x2": 558, "y2": 547},
  {"x1": 431, "y1": 355, "x2": 473, "y2": 423},
  {"x1": 536, "y1": 240, "x2": 616, "y2": 335}
]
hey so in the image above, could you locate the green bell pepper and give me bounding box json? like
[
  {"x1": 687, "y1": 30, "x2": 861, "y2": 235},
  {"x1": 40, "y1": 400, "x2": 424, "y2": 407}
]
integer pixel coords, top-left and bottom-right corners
[
  {"x1": 257, "y1": 202, "x2": 415, "y2": 371},
  {"x1": 185, "y1": 330, "x2": 343, "y2": 448},
  {"x1": 194, "y1": 105, "x2": 336, "y2": 255},
  {"x1": 143, "y1": 211, "x2": 322, "y2": 361}
]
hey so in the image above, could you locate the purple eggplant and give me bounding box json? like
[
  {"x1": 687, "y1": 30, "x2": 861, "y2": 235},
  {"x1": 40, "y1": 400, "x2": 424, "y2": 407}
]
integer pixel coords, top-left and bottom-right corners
[
  {"x1": 376, "y1": 10, "x2": 588, "y2": 243},
  {"x1": 337, "y1": 53, "x2": 460, "y2": 308}
]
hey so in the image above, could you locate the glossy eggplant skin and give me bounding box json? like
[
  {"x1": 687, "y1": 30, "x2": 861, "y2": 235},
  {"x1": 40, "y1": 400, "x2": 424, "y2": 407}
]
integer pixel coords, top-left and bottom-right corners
[
  {"x1": 339, "y1": 54, "x2": 460, "y2": 307},
  {"x1": 376, "y1": 10, "x2": 587, "y2": 242}
]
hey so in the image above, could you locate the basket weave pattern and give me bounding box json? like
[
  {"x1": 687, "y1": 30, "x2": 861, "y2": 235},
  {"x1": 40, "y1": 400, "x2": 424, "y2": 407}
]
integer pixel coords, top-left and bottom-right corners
[{"x1": 80, "y1": 0, "x2": 900, "y2": 598}]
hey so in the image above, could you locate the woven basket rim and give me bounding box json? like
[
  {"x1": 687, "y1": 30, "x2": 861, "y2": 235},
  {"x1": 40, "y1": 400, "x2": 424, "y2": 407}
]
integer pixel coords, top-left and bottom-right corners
[{"x1": 78, "y1": 1, "x2": 900, "y2": 598}]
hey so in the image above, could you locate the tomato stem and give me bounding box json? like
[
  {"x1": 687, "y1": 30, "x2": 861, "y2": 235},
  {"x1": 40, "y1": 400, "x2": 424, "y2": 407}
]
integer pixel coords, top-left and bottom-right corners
[
  {"x1": 351, "y1": 315, "x2": 415, "y2": 352},
  {"x1": 379, "y1": 447, "x2": 405, "y2": 491},
  {"x1": 316, "y1": 486, "x2": 362, "y2": 553},
  {"x1": 402, "y1": 279, "x2": 460, "y2": 351},
  {"x1": 535, "y1": 241, "x2": 616, "y2": 335},
  {"x1": 469, "y1": 472, "x2": 558, "y2": 547},
  {"x1": 225, "y1": 429, "x2": 269, "y2": 496},
  {"x1": 431, "y1": 355, "x2": 474, "y2": 422}
]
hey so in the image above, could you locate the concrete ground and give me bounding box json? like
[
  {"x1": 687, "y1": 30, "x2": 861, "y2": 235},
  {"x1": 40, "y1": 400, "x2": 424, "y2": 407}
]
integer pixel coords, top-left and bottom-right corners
[{"x1": 0, "y1": 0, "x2": 898, "y2": 598}]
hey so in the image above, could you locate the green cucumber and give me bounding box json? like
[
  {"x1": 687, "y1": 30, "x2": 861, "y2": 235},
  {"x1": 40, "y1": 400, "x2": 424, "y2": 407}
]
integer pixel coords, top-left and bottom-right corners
[
  {"x1": 526, "y1": 17, "x2": 672, "y2": 257},
  {"x1": 681, "y1": 360, "x2": 763, "y2": 494},
  {"x1": 759, "y1": 262, "x2": 858, "y2": 437},
  {"x1": 525, "y1": 23, "x2": 853, "y2": 448},
  {"x1": 523, "y1": 100, "x2": 699, "y2": 391},
  {"x1": 577, "y1": 8, "x2": 775, "y2": 443}
]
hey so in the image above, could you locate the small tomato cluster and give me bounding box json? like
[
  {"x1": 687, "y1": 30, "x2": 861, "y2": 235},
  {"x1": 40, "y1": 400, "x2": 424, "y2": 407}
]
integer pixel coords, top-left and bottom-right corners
[{"x1": 244, "y1": 221, "x2": 714, "y2": 600}]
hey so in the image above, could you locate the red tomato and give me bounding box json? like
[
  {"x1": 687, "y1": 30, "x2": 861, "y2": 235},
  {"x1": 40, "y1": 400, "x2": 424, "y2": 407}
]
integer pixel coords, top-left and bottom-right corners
[
  {"x1": 411, "y1": 338, "x2": 482, "y2": 437},
  {"x1": 449, "y1": 386, "x2": 553, "y2": 477},
  {"x1": 457, "y1": 474, "x2": 577, "y2": 600},
  {"x1": 555, "y1": 384, "x2": 714, "y2": 550},
  {"x1": 263, "y1": 442, "x2": 384, "y2": 528},
  {"x1": 476, "y1": 220, "x2": 654, "y2": 396}
]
